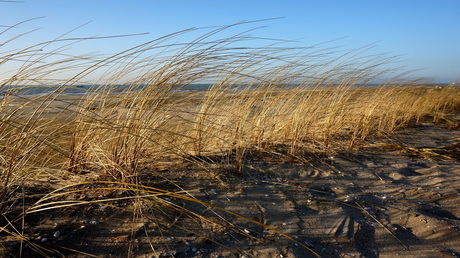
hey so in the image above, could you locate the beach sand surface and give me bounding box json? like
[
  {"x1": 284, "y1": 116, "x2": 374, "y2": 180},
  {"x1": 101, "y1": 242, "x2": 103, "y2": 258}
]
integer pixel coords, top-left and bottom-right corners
[{"x1": 1, "y1": 94, "x2": 459, "y2": 257}]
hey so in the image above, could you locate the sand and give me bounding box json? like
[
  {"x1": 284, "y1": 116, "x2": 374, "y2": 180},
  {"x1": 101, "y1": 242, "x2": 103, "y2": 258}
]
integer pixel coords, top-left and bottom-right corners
[{"x1": 1, "y1": 102, "x2": 460, "y2": 257}]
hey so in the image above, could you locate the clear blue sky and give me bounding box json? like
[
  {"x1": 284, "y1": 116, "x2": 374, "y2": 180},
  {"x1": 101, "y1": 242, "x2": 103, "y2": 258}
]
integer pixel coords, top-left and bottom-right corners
[{"x1": 1, "y1": 0, "x2": 459, "y2": 83}]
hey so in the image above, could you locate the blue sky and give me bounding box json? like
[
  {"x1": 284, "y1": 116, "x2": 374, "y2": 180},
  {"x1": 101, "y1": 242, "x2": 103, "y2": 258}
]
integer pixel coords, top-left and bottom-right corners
[{"x1": 1, "y1": 0, "x2": 459, "y2": 83}]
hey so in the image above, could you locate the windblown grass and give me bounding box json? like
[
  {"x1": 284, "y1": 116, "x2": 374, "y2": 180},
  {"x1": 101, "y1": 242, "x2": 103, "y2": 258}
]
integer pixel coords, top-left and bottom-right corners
[{"x1": 1, "y1": 20, "x2": 460, "y2": 256}]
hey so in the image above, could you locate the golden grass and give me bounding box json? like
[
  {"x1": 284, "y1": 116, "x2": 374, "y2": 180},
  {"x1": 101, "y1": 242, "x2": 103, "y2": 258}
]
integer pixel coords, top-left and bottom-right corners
[{"x1": 1, "y1": 21, "x2": 460, "y2": 256}]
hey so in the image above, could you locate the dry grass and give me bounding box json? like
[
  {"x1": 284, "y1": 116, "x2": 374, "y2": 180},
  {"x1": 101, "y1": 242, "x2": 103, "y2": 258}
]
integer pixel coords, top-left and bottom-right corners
[{"x1": 1, "y1": 20, "x2": 460, "y2": 256}]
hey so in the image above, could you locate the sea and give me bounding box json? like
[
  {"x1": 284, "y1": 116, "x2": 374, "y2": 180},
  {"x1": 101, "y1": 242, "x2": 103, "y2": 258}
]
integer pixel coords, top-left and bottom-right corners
[
  {"x1": 0, "y1": 84, "x2": 214, "y2": 97},
  {"x1": 0, "y1": 82, "x2": 452, "y2": 97}
]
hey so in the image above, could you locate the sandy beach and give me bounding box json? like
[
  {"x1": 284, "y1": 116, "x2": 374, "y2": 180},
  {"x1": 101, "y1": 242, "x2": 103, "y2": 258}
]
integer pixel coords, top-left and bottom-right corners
[
  {"x1": 1, "y1": 1, "x2": 459, "y2": 255},
  {"x1": 2, "y1": 106, "x2": 459, "y2": 257}
]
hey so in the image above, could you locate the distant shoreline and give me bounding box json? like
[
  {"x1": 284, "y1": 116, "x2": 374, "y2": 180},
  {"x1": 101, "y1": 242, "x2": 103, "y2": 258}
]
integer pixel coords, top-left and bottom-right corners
[{"x1": 0, "y1": 82, "x2": 454, "y2": 97}]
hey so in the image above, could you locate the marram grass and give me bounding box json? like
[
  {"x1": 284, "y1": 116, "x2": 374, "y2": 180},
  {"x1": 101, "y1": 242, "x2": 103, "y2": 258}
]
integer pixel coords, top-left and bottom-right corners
[{"x1": 1, "y1": 22, "x2": 459, "y2": 256}]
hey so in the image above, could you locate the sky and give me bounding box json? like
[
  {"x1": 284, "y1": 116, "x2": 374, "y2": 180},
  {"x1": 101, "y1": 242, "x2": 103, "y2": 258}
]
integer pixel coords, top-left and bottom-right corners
[{"x1": 1, "y1": 0, "x2": 459, "y2": 83}]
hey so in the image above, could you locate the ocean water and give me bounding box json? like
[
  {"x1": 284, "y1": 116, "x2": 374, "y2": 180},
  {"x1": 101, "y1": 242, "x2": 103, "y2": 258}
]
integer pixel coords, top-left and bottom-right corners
[
  {"x1": 0, "y1": 83, "x2": 286, "y2": 96},
  {"x1": 0, "y1": 83, "x2": 451, "y2": 97},
  {"x1": 0, "y1": 84, "x2": 214, "y2": 97}
]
